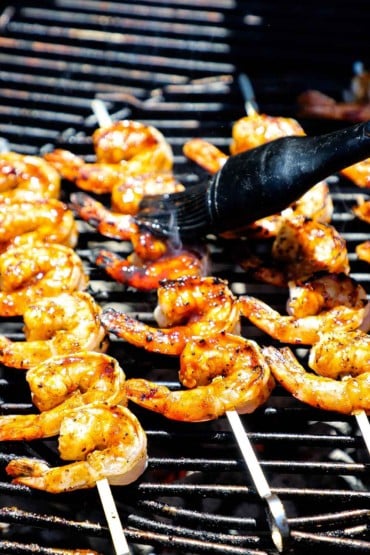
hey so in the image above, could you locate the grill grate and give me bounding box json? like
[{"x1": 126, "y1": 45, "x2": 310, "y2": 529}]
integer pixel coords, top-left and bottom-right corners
[{"x1": 0, "y1": 1, "x2": 370, "y2": 554}]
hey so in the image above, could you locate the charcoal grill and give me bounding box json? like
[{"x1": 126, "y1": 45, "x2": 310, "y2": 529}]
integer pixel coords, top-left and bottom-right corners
[{"x1": 0, "y1": 1, "x2": 370, "y2": 554}]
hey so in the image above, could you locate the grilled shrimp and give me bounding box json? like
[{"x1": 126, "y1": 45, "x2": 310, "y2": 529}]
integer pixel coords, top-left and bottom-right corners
[
  {"x1": 230, "y1": 112, "x2": 305, "y2": 154},
  {"x1": 0, "y1": 352, "x2": 126, "y2": 441},
  {"x1": 287, "y1": 272, "x2": 369, "y2": 318},
  {"x1": 353, "y1": 195, "x2": 370, "y2": 224},
  {"x1": 0, "y1": 243, "x2": 88, "y2": 316},
  {"x1": 44, "y1": 150, "x2": 137, "y2": 195},
  {"x1": 92, "y1": 119, "x2": 172, "y2": 167},
  {"x1": 272, "y1": 216, "x2": 350, "y2": 280},
  {"x1": 308, "y1": 329, "x2": 370, "y2": 379},
  {"x1": 125, "y1": 333, "x2": 274, "y2": 421},
  {"x1": 263, "y1": 345, "x2": 370, "y2": 415},
  {"x1": 111, "y1": 172, "x2": 184, "y2": 214},
  {"x1": 45, "y1": 120, "x2": 173, "y2": 194},
  {"x1": 0, "y1": 198, "x2": 78, "y2": 251},
  {"x1": 70, "y1": 191, "x2": 137, "y2": 240},
  {"x1": 0, "y1": 292, "x2": 109, "y2": 369},
  {"x1": 239, "y1": 295, "x2": 370, "y2": 345},
  {"x1": 341, "y1": 158, "x2": 370, "y2": 188},
  {"x1": 183, "y1": 138, "x2": 228, "y2": 174},
  {"x1": 101, "y1": 276, "x2": 240, "y2": 355},
  {"x1": 95, "y1": 244, "x2": 208, "y2": 291},
  {"x1": 6, "y1": 403, "x2": 148, "y2": 492},
  {"x1": 356, "y1": 240, "x2": 370, "y2": 263},
  {"x1": 0, "y1": 152, "x2": 60, "y2": 201},
  {"x1": 241, "y1": 216, "x2": 350, "y2": 286}
]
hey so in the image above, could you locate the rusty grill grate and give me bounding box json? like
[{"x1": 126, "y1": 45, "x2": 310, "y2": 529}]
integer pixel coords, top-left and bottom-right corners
[{"x1": 0, "y1": 1, "x2": 370, "y2": 554}]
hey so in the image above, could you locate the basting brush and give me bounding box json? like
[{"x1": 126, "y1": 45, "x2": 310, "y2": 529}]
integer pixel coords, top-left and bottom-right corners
[{"x1": 136, "y1": 120, "x2": 370, "y2": 240}]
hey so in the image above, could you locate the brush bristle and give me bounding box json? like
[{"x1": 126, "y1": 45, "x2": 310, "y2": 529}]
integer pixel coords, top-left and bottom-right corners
[{"x1": 136, "y1": 181, "x2": 211, "y2": 240}]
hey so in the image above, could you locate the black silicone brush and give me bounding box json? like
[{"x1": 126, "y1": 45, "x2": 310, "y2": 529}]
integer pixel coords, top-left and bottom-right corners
[{"x1": 136, "y1": 120, "x2": 370, "y2": 240}]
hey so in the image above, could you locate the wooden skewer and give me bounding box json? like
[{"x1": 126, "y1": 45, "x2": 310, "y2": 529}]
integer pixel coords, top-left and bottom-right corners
[
  {"x1": 91, "y1": 98, "x2": 114, "y2": 128},
  {"x1": 96, "y1": 479, "x2": 131, "y2": 555},
  {"x1": 226, "y1": 410, "x2": 290, "y2": 553},
  {"x1": 91, "y1": 98, "x2": 131, "y2": 555}
]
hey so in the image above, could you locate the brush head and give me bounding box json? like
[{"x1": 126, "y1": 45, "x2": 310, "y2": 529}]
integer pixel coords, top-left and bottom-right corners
[{"x1": 136, "y1": 180, "x2": 213, "y2": 240}]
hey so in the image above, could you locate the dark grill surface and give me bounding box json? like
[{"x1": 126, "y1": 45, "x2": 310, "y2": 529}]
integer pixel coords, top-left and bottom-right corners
[{"x1": 0, "y1": 2, "x2": 370, "y2": 554}]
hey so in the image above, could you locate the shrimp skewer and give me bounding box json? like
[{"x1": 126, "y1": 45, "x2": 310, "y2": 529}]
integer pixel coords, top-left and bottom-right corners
[
  {"x1": 0, "y1": 243, "x2": 88, "y2": 316},
  {"x1": 0, "y1": 352, "x2": 126, "y2": 441},
  {"x1": 6, "y1": 403, "x2": 148, "y2": 492},
  {"x1": 263, "y1": 346, "x2": 370, "y2": 415},
  {"x1": 101, "y1": 276, "x2": 240, "y2": 355},
  {"x1": 125, "y1": 333, "x2": 274, "y2": 421},
  {"x1": 0, "y1": 152, "x2": 60, "y2": 201},
  {"x1": 0, "y1": 292, "x2": 109, "y2": 369}
]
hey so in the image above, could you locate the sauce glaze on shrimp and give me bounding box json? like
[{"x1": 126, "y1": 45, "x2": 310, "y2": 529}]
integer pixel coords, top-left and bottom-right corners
[
  {"x1": 0, "y1": 243, "x2": 88, "y2": 316},
  {"x1": 101, "y1": 276, "x2": 240, "y2": 355}
]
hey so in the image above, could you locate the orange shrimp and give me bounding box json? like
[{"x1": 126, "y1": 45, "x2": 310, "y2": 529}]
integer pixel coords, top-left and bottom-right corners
[
  {"x1": 95, "y1": 243, "x2": 208, "y2": 291},
  {"x1": 0, "y1": 152, "x2": 60, "y2": 201},
  {"x1": 183, "y1": 138, "x2": 228, "y2": 174},
  {"x1": 6, "y1": 404, "x2": 147, "y2": 492},
  {"x1": 0, "y1": 198, "x2": 78, "y2": 251},
  {"x1": 0, "y1": 292, "x2": 109, "y2": 369},
  {"x1": 125, "y1": 333, "x2": 274, "y2": 422},
  {"x1": 230, "y1": 112, "x2": 305, "y2": 154},
  {"x1": 111, "y1": 172, "x2": 184, "y2": 214},
  {"x1": 240, "y1": 216, "x2": 350, "y2": 286},
  {"x1": 70, "y1": 192, "x2": 137, "y2": 240},
  {"x1": 341, "y1": 158, "x2": 370, "y2": 188},
  {"x1": 45, "y1": 120, "x2": 173, "y2": 194},
  {"x1": 101, "y1": 276, "x2": 240, "y2": 355},
  {"x1": 0, "y1": 352, "x2": 126, "y2": 441},
  {"x1": 0, "y1": 243, "x2": 88, "y2": 316}
]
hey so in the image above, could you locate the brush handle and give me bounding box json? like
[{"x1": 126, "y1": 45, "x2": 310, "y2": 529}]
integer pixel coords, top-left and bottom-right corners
[{"x1": 207, "y1": 120, "x2": 370, "y2": 233}]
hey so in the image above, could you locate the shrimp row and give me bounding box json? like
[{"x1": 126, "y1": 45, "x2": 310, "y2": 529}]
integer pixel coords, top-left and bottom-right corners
[{"x1": 63, "y1": 120, "x2": 205, "y2": 291}]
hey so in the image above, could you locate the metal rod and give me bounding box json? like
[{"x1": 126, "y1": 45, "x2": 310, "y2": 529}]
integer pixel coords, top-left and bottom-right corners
[
  {"x1": 237, "y1": 73, "x2": 259, "y2": 116},
  {"x1": 355, "y1": 411, "x2": 370, "y2": 456},
  {"x1": 91, "y1": 98, "x2": 113, "y2": 127},
  {"x1": 226, "y1": 410, "x2": 290, "y2": 553}
]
